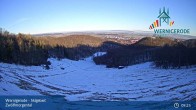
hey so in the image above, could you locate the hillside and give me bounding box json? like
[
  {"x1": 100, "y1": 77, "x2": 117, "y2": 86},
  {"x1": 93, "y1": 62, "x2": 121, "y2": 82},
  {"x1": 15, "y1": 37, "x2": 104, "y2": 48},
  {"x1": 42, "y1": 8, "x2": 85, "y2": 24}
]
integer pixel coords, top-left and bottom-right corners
[
  {"x1": 134, "y1": 37, "x2": 177, "y2": 47},
  {"x1": 182, "y1": 39, "x2": 196, "y2": 48},
  {"x1": 93, "y1": 37, "x2": 196, "y2": 68},
  {"x1": 0, "y1": 30, "x2": 121, "y2": 66},
  {"x1": 1, "y1": 29, "x2": 196, "y2": 68},
  {"x1": 0, "y1": 55, "x2": 195, "y2": 101}
]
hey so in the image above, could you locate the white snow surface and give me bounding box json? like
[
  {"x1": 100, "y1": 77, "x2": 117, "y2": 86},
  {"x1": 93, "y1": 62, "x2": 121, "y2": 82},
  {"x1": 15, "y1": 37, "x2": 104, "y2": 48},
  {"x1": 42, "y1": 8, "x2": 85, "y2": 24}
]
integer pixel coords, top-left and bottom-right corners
[{"x1": 0, "y1": 54, "x2": 195, "y2": 101}]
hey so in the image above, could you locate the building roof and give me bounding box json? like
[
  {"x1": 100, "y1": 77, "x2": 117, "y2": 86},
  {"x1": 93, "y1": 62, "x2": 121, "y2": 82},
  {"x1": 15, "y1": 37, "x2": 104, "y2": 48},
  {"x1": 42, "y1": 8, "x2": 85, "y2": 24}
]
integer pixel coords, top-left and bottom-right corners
[{"x1": 158, "y1": 11, "x2": 170, "y2": 18}]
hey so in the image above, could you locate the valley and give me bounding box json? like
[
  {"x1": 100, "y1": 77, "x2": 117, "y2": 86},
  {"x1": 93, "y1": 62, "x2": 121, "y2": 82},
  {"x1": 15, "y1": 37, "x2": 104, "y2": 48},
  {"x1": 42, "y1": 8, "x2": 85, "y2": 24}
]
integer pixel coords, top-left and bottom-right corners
[{"x1": 0, "y1": 55, "x2": 195, "y2": 101}]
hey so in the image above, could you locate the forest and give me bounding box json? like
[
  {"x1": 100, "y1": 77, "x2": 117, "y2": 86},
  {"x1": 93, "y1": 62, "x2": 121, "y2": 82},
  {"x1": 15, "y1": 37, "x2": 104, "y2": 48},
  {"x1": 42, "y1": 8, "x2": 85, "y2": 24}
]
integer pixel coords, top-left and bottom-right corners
[
  {"x1": 0, "y1": 28, "x2": 196, "y2": 69},
  {"x1": 93, "y1": 37, "x2": 196, "y2": 69},
  {"x1": 0, "y1": 28, "x2": 120, "y2": 67}
]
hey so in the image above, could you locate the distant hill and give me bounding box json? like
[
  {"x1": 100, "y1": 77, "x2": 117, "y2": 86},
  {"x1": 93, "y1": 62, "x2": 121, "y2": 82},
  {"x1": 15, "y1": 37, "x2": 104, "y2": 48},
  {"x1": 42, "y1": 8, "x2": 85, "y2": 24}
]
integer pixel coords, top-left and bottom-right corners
[
  {"x1": 0, "y1": 30, "x2": 123, "y2": 66},
  {"x1": 134, "y1": 37, "x2": 180, "y2": 47},
  {"x1": 1, "y1": 28, "x2": 196, "y2": 68},
  {"x1": 182, "y1": 39, "x2": 196, "y2": 48},
  {"x1": 32, "y1": 30, "x2": 196, "y2": 39},
  {"x1": 93, "y1": 37, "x2": 196, "y2": 68}
]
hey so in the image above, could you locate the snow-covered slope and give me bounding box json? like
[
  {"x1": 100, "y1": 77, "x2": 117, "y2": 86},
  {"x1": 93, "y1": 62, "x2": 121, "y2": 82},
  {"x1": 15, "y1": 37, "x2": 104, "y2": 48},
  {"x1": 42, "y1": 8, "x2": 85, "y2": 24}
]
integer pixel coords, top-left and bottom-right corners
[{"x1": 0, "y1": 55, "x2": 195, "y2": 101}]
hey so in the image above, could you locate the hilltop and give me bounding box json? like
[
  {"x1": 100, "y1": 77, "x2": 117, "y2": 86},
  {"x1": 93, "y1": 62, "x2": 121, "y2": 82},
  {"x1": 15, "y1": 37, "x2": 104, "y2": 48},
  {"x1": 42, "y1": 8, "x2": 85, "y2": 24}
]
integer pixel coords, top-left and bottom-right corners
[{"x1": 0, "y1": 29, "x2": 196, "y2": 68}]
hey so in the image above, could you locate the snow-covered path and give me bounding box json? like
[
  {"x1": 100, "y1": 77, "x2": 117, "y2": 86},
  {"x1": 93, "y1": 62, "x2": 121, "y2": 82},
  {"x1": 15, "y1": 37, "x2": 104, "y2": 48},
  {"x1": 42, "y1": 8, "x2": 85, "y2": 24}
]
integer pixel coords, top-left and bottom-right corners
[{"x1": 0, "y1": 57, "x2": 195, "y2": 101}]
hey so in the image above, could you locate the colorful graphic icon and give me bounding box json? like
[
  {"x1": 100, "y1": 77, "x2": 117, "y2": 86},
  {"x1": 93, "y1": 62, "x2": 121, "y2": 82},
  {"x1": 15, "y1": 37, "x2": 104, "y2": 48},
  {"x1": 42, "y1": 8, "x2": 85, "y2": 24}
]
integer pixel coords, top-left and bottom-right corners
[{"x1": 149, "y1": 7, "x2": 174, "y2": 29}]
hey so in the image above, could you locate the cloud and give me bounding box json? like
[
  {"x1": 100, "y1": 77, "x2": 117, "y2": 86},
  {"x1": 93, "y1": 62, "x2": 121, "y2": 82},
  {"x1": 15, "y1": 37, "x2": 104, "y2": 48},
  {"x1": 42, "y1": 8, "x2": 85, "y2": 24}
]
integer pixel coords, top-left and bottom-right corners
[{"x1": 7, "y1": 18, "x2": 29, "y2": 29}]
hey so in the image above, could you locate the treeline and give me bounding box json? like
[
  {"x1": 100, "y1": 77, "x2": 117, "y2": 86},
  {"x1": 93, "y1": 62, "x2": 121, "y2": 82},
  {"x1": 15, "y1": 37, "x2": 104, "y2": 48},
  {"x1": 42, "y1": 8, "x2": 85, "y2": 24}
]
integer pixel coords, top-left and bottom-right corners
[
  {"x1": 153, "y1": 41, "x2": 196, "y2": 68},
  {"x1": 0, "y1": 28, "x2": 120, "y2": 66},
  {"x1": 0, "y1": 32, "x2": 49, "y2": 65},
  {"x1": 93, "y1": 45, "x2": 152, "y2": 68},
  {"x1": 93, "y1": 37, "x2": 196, "y2": 69}
]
